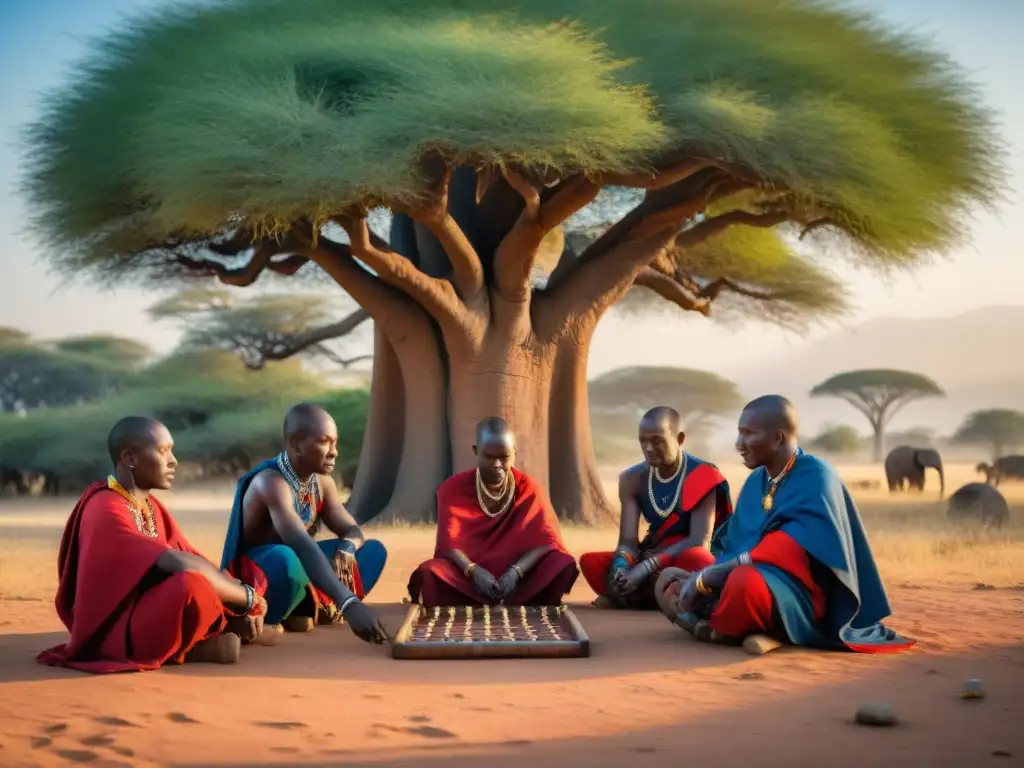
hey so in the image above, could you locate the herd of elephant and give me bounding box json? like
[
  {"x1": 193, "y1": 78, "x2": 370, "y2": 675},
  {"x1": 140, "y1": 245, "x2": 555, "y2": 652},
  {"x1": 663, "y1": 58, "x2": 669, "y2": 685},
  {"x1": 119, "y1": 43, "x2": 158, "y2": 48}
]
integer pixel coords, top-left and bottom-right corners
[{"x1": 884, "y1": 445, "x2": 1021, "y2": 530}]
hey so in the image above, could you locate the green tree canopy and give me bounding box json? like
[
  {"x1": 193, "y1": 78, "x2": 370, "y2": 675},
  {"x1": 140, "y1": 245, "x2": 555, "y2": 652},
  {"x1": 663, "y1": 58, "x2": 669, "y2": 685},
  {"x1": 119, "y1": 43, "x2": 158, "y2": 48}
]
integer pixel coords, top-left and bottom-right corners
[
  {"x1": 589, "y1": 366, "x2": 743, "y2": 427},
  {"x1": 954, "y1": 409, "x2": 1024, "y2": 459},
  {"x1": 19, "y1": 0, "x2": 1005, "y2": 523},
  {"x1": 810, "y1": 369, "x2": 944, "y2": 461},
  {"x1": 808, "y1": 423, "x2": 862, "y2": 456},
  {"x1": 149, "y1": 288, "x2": 370, "y2": 370},
  {"x1": 53, "y1": 335, "x2": 152, "y2": 369}
]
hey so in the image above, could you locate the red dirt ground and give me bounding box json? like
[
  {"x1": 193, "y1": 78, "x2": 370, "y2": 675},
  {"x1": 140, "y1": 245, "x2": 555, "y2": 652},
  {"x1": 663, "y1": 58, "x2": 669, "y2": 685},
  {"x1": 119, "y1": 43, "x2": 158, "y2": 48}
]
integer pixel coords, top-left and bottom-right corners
[{"x1": 1, "y1": 558, "x2": 1022, "y2": 767}]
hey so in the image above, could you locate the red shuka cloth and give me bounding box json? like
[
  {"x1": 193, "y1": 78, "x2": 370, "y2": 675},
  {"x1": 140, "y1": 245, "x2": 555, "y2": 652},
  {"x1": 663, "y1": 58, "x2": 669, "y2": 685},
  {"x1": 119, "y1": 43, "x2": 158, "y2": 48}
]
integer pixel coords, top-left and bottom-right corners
[
  {"x1": 409, "y1": 468, "x2": 578, "y2": 604},
  {"x1": 37, "y1": 482, "x2": 227, "y2": 673},
  {"x1": 708, "y1": 530, "x2": 826, "y2": 637}
]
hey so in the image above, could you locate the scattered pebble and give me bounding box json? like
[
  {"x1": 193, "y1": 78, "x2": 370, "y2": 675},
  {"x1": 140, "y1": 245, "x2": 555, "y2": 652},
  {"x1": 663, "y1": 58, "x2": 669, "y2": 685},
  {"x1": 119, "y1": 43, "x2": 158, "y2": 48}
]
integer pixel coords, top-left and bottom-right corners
[
  {"x1": 737, "y1": 671, "x2": 765, "y2": 681},
  {"x1": 992, "y1": 750, "x2": 1012, "y2": 758},
  {"x1": 960, "y1": 679, "x2": 985, "y2": 700},
  {"x1": 973, "y1": 582, "x2": 996, "y2": 591},
  {"x1": 925, "y1": 668, "x2": 940, "y2": 675},
  {"x1": 855, "y1": 701, "x2": 897, "y2": 727}
]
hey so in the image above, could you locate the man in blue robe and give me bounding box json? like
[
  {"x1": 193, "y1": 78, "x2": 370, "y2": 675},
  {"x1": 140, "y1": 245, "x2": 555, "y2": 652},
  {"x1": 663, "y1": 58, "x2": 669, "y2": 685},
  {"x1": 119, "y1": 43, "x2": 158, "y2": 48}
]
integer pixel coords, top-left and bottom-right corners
[
  {"x1": 656, "y1": 395, "x2": 915, "y2": 653},
  {"x1": 220, "y1": 403, "x2": 389, "y2": 644}
]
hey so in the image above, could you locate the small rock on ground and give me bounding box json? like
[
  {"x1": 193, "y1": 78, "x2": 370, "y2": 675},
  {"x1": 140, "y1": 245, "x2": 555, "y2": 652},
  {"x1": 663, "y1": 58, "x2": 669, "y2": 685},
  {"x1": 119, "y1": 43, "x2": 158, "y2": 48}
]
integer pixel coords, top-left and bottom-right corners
[
  {"x1": 960, "y1": 679, "x2": 985, "y2": 699},
  {"x1": 855, "y1": 701, "x2": 897, "y2": 727}
]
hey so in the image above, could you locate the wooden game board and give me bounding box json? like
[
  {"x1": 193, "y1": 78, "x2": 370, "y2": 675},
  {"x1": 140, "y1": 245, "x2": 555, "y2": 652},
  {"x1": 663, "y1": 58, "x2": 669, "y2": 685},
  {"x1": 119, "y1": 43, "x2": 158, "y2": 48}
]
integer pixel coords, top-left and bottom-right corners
[{"x1": 391, "y1": 605, "x2": 590, "y2": 659}]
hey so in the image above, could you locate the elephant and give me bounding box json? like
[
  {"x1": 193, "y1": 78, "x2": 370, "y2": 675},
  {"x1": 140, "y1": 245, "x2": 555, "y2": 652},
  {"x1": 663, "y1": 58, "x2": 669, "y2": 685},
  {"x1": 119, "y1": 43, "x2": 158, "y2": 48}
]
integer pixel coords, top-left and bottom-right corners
[
  {"x1": 976, "y1": 455, "x2": 1024, "y2": 487},
  {"x1": 947, "y1": 482, "x2": 1010, "y2": 530},
  {"x1": 884, "y1": 445, "x2": 944, "y2": 498}
]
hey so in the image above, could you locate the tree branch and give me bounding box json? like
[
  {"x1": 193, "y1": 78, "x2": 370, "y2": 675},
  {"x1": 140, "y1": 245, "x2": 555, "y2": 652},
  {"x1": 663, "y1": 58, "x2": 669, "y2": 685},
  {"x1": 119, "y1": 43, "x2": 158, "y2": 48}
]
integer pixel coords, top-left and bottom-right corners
[
  {"x1": 336, "y1": 216, "x2": 464, "y2": 329},
  {"x1": 399, "y1": 163, "x2": 484, "y2": 299},
  {"x1": 634, "y1": 267, "x2": 712, "y2": 316},
  {"x1": 494, "y1": 172, "x2": 601, "y2": 300},
  {"x1": 601, "y1": 158, "x2": 710, "y2": 190}
]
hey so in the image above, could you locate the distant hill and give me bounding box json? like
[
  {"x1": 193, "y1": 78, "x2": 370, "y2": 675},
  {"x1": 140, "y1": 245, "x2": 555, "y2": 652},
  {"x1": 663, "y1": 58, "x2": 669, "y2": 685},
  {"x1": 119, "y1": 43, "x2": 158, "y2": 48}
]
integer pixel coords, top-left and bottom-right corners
[{"x1": 721, "y1": 306, "x2": 1024, "y2": 440}]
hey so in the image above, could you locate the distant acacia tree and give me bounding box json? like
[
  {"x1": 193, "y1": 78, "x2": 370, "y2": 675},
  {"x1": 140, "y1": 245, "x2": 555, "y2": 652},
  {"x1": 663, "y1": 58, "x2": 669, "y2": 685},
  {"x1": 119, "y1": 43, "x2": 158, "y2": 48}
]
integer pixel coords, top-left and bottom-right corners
[
  {"x1": 808, "y1": 424, "x2": 862, "y2": 456},
  {"x1": 810, "y1": 370, "x2": 944, "y2": 462},
  {"x1": 0, "y1": 329, "x2": 150, "y2": 413},
  {"x1": 589, "y1": 366, "x2": 743, "y2": 429},
  {"x1": 22, "y1": 0, "x2": 1003, "y2": 522},
  {"x1": 149, "y1": 287, "x2": 370, "y2": 371},
  {"x1": 954, "y1": 409, "x2": 1024, "y2": 459}
]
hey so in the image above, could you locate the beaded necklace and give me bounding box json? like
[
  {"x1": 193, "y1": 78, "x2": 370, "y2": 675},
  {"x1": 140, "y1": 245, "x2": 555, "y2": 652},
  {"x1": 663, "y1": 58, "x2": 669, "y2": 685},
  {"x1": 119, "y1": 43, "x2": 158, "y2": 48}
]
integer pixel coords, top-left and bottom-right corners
[
  {"x1": 475, "y1": 468, "x2": 516, "y2": 518},
  {"x1": 762, "y1": 451, "x2": 798, "y2": 512},
  {"x1": 276, "y1": 451, "x2": 320, "y2": 532},
  {"x1": 647, "y1": 452, "x2": 688, "y2": 518},
  {"x1": 107, "y1": 476, "x2": 158, "y2": 538}
]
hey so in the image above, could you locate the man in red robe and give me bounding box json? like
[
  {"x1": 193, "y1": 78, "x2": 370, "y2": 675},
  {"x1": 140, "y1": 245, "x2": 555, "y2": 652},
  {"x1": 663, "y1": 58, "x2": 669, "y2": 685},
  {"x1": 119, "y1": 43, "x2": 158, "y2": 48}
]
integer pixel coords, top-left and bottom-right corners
[
  {"x1": 579, "y1": 407, "x2": 732, "y2": 609},
  {"x1": 408, "y1": 418, "x2": 578, "y2": 606},
  {"x1": 38, "y1": 416, "x2": 268, "y2": 674}
]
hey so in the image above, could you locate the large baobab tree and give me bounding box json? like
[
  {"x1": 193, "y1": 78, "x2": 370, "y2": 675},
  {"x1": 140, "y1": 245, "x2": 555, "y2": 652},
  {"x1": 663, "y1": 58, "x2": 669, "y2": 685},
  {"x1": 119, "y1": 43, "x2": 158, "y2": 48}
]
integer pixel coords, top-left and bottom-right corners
[
  {"x1": 22, "y1": 0, "x2": 1003, "y2": 522},
  {"x1": 810, "y1": 369, "x2": 945, "y2": 462}
]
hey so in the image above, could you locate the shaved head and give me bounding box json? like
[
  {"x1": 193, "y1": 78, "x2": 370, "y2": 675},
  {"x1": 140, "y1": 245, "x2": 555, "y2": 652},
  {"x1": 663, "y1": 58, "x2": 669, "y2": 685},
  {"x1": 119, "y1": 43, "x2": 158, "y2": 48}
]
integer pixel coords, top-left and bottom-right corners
[
  {"x1": 473, "y1": 417, "x2": 515, "y2": 487},
  {"x1": 108, "y1": 415, "x2": 162, "y2": 465},
  {"x1": 742, "y1": 395, "x2": 799, "y2": 435},
  {"x1": 736, "y1": 395, "x2": 799, "y2": 472},
  {"x1": 475, "y1": 417, "x2": 515, "y2": 450},
  {"x1": 283, "y1": 403, "x2": 339, "y2": 476},
  {"x1": 640, "y1": 406, "x2": 681, "y2": 433},
  {"x1": 283, "y1": 403, "x2": 334, "y2": 441},
  {"x1": 637, "y1": 406, "x2": 684, "y2": 471}
]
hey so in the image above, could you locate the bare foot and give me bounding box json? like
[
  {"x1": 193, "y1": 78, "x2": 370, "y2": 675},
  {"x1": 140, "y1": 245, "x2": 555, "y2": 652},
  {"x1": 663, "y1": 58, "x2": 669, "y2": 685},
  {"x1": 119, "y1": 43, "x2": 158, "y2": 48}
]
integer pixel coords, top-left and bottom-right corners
[
  {"x1": 742, "y1": 634, "x2": 783, "y2": 656},
  {"x1": 256, "y1": 627, "x2": 280, "y2": 647},
  {"x1": 283, "y1": 616, "x2": 314, "y2": 633},
  {"x1": 186, "y1": 633, "x2": 241, "y2": 664}
]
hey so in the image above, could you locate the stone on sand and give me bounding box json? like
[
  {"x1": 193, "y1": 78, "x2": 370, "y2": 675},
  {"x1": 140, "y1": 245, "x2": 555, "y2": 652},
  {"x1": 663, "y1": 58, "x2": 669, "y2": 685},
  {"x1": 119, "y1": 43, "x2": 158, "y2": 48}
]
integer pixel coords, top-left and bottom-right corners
[
  {"x1": 742, "y1": 634, "x2": 782, "y2": 656},
  {"x1": 960, "y1": 679, "x2": 985, "y2": 700},
  {"x1": 855, "y1": 701, "x2": 897, "y2": 727}
]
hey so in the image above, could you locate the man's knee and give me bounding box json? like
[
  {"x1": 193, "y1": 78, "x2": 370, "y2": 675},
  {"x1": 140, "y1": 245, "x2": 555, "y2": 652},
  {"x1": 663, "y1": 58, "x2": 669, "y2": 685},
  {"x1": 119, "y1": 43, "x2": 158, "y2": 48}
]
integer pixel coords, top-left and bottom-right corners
[{"x1": 654, "y1": 568, "x2": 686, "y2": 617}]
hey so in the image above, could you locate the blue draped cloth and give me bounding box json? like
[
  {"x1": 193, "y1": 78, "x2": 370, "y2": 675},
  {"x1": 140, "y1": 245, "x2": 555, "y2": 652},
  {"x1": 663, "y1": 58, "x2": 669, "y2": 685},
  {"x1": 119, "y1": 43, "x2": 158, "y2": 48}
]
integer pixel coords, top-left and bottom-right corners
[
  {"x1": 220, "y1": 459, "x2": 387, "y2": 624},
  {"x1": 711, "y1": 449, "x2": 914, "y2": 651}
]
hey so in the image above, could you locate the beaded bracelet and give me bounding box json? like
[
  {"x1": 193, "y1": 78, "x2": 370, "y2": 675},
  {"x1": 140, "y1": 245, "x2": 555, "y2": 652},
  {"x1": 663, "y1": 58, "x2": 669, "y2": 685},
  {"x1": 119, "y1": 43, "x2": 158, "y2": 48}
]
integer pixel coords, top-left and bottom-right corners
[
  {"x1": 243, "y1": 583, "x2": 255, "y2": 615},
  {"x1": 738, "y1": 551, "x2": 752, "y2": 566}
]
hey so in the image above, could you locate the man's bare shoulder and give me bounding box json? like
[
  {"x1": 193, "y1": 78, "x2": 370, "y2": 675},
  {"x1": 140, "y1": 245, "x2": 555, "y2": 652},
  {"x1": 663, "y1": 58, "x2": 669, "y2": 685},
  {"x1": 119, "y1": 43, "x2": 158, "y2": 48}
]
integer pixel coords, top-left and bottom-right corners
[
  {"x1": 244, "y1": 467, "x2": 289, "y2": 501},
  {"x1": 618, "y1": 462, "x2": 647, "y2": 489}
]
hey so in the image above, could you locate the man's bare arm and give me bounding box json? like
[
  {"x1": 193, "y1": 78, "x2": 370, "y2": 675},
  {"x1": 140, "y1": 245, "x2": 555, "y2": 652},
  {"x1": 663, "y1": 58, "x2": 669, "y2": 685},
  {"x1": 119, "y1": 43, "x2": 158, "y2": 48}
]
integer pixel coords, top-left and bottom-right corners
[
  {"x1": 615, "y1": 468, "x2": 643, "y2": 557},
  {"x1": 513, "y1": 545, "x2": 553, "y2": 574},
  {"x1": 258, "y1": 474, "x2": 355, "y2": 607},
  {"x1": 318, "y1": 475, "x2": 366, "y2": 548},
  {"x1": 651, "y1": 492, "x2": 716, "y2": 559},
  {"x1": 156, "y1": 550, "x2": 251, "y2": 609}
]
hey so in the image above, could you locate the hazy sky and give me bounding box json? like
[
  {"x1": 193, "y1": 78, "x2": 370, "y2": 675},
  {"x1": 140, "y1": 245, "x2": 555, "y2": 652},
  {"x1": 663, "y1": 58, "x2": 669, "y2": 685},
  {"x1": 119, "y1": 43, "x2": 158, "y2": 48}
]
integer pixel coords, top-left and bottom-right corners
[{"x1": 1, "y1": 0, "x2": 1021, "y2": 375}]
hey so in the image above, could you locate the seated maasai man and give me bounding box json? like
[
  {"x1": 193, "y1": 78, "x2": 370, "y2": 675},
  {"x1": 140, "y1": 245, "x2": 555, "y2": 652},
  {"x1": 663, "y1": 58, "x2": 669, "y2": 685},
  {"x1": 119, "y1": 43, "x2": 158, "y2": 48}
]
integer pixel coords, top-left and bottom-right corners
[
  {"x1": 654, "y1": 395, "x2": 915, "y2": 653},
  {"x1": 220, "y1": 403, "x2": 389, "y2": 644},
  {"x1": 38, "y1": 417, "x2": 268, "y2": 673},
  {"x1": 407, "y1": 418, "x2": 578, "y2": 606},
  {"x1": 579, "y1": 407, "x2": 732, "y2": 610}
]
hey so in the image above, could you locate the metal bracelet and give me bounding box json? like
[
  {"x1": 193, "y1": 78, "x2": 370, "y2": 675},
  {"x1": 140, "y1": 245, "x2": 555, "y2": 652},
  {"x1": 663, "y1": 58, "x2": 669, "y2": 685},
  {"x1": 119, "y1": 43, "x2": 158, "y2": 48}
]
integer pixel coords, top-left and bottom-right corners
[
  {"x1": 340, "y1": 595, "x2": 360, "y2": 614},
  {"x1": 695, "y1": 571, "x2": 714, "y2": 596},
  {"x1": 243, "y1": 583, "x2": 255, "y2": 615},
  {"x1": 738, "y1": 551, "x2": 752, "y2": 567},
  {"x1": 464, "y1": 562, "x2": 477, "y2": 578},
  {"x1": 512, "y1": 564, "x2": 525, "y2": 579}
]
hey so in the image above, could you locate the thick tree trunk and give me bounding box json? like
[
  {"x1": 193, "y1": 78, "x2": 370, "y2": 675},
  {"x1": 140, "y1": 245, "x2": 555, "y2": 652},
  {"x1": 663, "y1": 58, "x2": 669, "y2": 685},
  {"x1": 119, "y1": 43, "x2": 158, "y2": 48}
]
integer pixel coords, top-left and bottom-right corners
[
  {"x1": 445, "y1": 296, "x2": 556, "y2": 492},
  {"x1": 547, "y1": 330, "x2": 617, "y2": 524},
  {"x1": 871, "y1": 420, "x2": 885, "y2": 464},
  {"x1": 347, "y1": 328, "x2": 404, "y2": 520}
]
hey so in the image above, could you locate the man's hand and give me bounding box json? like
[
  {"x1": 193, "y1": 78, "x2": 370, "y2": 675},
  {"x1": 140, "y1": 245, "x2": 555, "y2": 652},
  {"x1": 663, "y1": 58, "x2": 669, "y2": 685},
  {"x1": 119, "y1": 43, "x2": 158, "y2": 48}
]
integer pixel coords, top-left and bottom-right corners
[
  {"x1": 342, "y1": 600, "x2": 390, "y2": 644},
  {"x1": 615, "y1": 563, "x2": 652, "y2": 595},
  {"x1": 496, "y1": 568, "x2": 521, "y2": 601},
  {"x1": 225, "y1": 594, "x2": 268, "y2": 643},
  {"x1": 675, "y1": 573, "x2": 701, "y2": 615},
  {"x1": 469, "y1": 566, "x2": 500, "y2": 601}
]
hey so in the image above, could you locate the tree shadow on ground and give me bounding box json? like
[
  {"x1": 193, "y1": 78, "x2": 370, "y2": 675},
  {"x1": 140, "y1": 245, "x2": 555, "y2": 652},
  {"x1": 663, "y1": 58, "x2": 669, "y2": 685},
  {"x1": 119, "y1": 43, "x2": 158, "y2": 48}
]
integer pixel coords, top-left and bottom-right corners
[
  {"x1": 171, "y1": 644, "x2": 1024, "y2": 768},
  {"x1": 0, "y1": 603, "x2": 746, "y2": 685}
]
